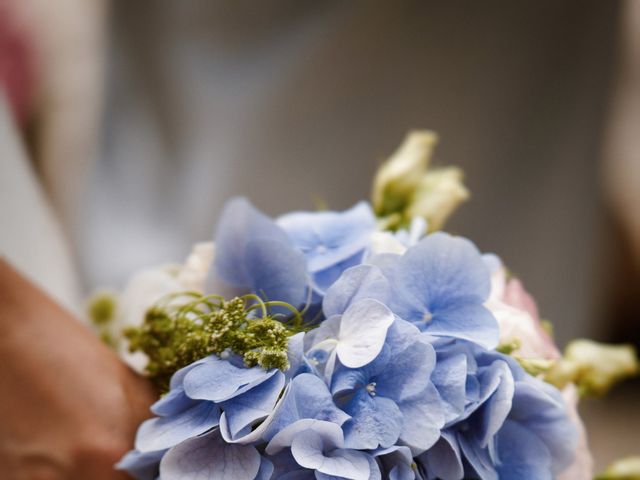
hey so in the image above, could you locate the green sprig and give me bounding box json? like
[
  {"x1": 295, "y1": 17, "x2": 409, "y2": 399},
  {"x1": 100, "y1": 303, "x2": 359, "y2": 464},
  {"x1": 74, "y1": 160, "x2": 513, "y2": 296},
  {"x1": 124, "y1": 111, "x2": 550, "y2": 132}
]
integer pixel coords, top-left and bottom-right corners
[{"x1": 124, "y1": 293, "x2": 304, "y2": 391}]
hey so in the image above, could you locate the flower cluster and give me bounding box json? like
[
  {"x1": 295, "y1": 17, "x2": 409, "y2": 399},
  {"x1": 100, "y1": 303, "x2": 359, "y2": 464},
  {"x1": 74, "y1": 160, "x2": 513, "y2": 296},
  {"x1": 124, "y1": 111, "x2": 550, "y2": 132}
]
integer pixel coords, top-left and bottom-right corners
[
  {"x1": 110, "y1": 133, "x2": 637, "y2": 480},
  {"x1": 118, "y1": 198, "x2": 579, "y2": 479}
]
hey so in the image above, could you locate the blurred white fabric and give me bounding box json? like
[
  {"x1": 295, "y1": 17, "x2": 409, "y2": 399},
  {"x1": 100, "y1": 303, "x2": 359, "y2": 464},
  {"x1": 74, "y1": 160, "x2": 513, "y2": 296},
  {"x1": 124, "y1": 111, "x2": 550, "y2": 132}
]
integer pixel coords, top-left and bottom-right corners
[
  {"x1": 0, "y1": 94, "x2": 80, "y2": 312},
  {"x1": 81, "y1": 0, "x2": 619, "y2": 346}
]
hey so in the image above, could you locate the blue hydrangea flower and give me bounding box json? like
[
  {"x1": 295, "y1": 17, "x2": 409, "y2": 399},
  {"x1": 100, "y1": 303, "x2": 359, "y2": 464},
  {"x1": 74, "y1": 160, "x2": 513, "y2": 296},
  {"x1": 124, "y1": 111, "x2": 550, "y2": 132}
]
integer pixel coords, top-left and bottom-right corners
[
  {"x1": 160, "y1": 429, "x2": 273, "y2": 480},
  {"x1": 265, "y1": 419, "x2": 380, "y2": 480},
  {"x1": 373, "y1": 446, "x2": 420, "y2": 480},
  {"x1": 117, "y1": 354, "x2": 285, "y2": 479},
  {"x1": 418, "y1": 339, "x2": 577, "y2": 480},
  {"x1": 323, "y1": 232, "x2": 499, "y2": 349},
  {"x1": 328, "y1": 319, "x2": 444, "y2": 453},
  {"x1": 277, "y1": 202, "x2": 377, "y2": 292}
]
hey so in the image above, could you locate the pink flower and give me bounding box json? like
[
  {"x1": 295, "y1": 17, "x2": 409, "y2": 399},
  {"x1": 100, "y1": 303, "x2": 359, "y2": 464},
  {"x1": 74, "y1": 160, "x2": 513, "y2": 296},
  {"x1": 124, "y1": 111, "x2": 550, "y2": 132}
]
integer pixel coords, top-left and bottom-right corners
[{"x1": 486, "y1": 265, "x2": 559, "y2": 360}]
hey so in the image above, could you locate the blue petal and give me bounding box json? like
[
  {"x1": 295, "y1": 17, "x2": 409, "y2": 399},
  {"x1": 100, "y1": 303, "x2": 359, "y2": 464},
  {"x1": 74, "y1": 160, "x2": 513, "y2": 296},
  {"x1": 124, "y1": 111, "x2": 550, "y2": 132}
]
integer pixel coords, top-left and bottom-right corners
[
  {"x1": 397, "y1": 383, "x2": 444, "y2": 454},
  {"x1": 388, "y1": 233, "x2": 498, "y2": 348},
  {"x1": 290, "y1": 427, "x2": 371, "y2": 479},
  {"x1": 245, "y1": 237, "x2": 309, "y2": 308},
  {"x1": 506, "y1": 379, "x2": 577, "y2": 473},
  {"x1": 475, "y1": 359, "x2": 514, "y2": 447},
  {"x1": 398, "y1": 232, "x2": 491, "y2": 309},
  {"x1": 322, "y1": 264, "x2": 392, "y2": 317},
  {"x1": 277, "y1": 202, "x2": 376, "y2": 273},
  {"x1": 374, "y1": 446, "x2": 415, "y2": 480},
  {"x1": 263, "y1": 373, "x2": 350, "y2": 441},
  {"x1": 430, "y1": 352, "x2": 468, "y2": 424},
  {"x1": 212, "y1": 197, "x2": 291, "y2": 288},
  {"x1": 256, "y1": 456, "x2": 275, "y2": 480},
  {"x1": 209, "y1": 197, "x2": 310, "y2": 307},
  {"x1": 182, "y1": 355, "x2": 275, "y2": 402},
  {"x1": 269, "y1": 450, "x2": 314, "y2": 479},
  {"x1": 221, "y1": 371, "x2": 285, "y2": 437},
  {"x1": 115, "y1": 449, "x2": 165, "y2": 480},
  {"x1": 150, "y1": 387, "x2": 197, "y2": 417},
  {"x1": 266, "y1": 419, "x2": 344, "y2": 455},
  {"x1": 458, "y1": 433, "x2": 498, "y2": 480},
  {"x1": 427, "y1": 304, "x2": 499, "y2": 350},
  {"x1": 494, "y1": 420, "x2": 553, "y2": 480},
  {"x1": 343, "y1": 390, "x2": 403, "y2": 450},
  {"x1": 159, "y1": 429, "x2": 262, "y2": 480},
  {"x1": 311, "y1": 251, "x2": 366, "y2": 293},
  {"x1": 417, "y1": 430, "x2": 464, "y2": 480},
  {"x1": 135, "y1": 401, "x2": 220, "y2": 452},
  {"x1": 375, "y1": 338, "x2": 435, "y2": 402}
]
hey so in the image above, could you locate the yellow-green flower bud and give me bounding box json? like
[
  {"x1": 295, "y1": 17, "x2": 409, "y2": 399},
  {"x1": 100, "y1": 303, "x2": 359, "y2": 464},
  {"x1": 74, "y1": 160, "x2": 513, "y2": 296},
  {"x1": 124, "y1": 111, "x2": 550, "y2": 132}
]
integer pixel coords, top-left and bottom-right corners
[
  {"x1": 372, "y1": 131, "x2": 438, "y2": 217},
  {"x1": 407, "y1": 166, "x2": 469, "y2": 232},
  {"x1": 597, "y1": 456, "x2": 640, "y2": 480},
  {"x1": 371, "y1": 131, "x2": 468, "y2": 231},
  {"x1": 546, "y1": 339, "x2": 639, "y2": 396}
]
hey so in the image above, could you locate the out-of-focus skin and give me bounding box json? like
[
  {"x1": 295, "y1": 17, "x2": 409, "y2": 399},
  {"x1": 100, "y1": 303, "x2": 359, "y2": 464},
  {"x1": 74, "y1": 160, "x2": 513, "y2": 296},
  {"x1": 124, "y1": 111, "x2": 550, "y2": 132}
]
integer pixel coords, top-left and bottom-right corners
[
  {"x1": 0, "y1": 259, "x2": 156, "y2": 479},
  {"x1": 604, "y1": 0, "x2": 640, "y2": 267}
]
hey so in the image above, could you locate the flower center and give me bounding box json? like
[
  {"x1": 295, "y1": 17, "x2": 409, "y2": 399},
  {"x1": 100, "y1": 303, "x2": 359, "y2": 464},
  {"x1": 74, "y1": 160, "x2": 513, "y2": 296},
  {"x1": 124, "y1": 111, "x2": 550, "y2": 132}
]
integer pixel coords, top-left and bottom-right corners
[
  {"x1": 366, "y1": 382, "x2": 377, "y2": 397},
  {"x1": 423, "y1": 311, "x2": 433, "y2": 323}
]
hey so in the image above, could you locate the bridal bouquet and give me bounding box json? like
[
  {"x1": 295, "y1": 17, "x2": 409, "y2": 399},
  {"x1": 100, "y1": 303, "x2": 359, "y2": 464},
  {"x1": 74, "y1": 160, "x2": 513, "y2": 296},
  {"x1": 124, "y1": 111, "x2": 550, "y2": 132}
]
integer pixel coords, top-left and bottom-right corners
[{"x1": 90, "y1": 132, "x2": 638, "y2": 480}]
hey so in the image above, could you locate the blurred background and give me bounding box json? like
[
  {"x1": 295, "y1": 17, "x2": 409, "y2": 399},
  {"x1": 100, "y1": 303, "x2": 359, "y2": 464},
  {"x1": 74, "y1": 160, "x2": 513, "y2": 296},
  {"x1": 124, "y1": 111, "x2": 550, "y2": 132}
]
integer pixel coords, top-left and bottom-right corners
[{"x1": 1, "y1": 0, "x2": 639, "y2": 470}]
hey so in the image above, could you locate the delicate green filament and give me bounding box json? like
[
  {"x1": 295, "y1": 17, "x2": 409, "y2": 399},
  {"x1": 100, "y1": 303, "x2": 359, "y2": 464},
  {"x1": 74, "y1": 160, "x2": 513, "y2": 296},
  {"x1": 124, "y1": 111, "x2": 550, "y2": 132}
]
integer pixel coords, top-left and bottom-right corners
[{"x1": 124, "y1": 293, "x2": 305, "y2": 391}]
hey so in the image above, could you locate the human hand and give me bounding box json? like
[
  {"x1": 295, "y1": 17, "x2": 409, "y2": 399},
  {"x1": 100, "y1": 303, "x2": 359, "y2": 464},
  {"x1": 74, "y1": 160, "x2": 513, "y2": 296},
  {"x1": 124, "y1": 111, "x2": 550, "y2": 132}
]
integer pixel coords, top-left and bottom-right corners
[{"x1": 0, "y1": 259, "x2": 156, "y2": 479}]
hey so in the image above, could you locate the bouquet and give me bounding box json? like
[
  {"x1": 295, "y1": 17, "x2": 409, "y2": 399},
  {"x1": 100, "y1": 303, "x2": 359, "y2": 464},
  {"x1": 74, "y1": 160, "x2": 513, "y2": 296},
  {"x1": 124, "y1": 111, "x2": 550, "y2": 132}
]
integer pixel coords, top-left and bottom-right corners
[{"x1": 90, "y1": 132, "x2": 639, "y2": 480}]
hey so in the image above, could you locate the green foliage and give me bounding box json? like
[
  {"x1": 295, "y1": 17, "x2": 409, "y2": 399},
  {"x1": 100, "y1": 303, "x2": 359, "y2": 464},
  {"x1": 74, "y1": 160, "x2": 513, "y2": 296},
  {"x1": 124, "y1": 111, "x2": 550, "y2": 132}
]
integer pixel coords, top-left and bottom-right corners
[{"x1": 125, "y1": 293, "x2": 303, "y2": 391}]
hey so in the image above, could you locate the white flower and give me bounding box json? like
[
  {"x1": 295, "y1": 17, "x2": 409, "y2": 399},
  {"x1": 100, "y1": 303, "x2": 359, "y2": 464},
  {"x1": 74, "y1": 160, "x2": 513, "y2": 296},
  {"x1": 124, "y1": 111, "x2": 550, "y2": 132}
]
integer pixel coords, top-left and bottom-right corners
[
  {"x1": 114, "y1": 242, "x2": 215, "y2": 372},
  {"x1": 177, "y1": 242, "x2": 215, "y2": 291}
]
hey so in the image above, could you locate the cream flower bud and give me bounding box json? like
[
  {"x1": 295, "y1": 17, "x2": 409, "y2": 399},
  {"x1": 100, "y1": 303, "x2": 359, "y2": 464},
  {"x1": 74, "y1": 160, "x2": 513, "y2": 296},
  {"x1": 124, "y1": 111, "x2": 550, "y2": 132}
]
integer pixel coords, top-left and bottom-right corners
[
  {"x1": 372, "y1": 131, "x2": 468, "y2": 231},
  {"x1": 547, "y1": 339, "x2": 639, "y2": 396},
  {"x1": 598, "y1": 456, "x2": 640, "y2": 479},
  {"x1": 372, "y1": 130, "x2": 438, "y2": 215},
  {"x1": 407, "y1": 166, "x2": 470, "y2": 232}
]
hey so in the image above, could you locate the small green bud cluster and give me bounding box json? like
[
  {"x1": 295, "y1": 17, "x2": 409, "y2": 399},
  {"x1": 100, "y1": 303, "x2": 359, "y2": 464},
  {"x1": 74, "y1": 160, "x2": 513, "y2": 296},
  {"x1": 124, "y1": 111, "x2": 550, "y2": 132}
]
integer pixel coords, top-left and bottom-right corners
[
  {"x1": 86, "y1": 290, "x2": 119, "y2": 349},
  {"x1": 125, "y1": 294, "x2": 300, "y2": 391}
]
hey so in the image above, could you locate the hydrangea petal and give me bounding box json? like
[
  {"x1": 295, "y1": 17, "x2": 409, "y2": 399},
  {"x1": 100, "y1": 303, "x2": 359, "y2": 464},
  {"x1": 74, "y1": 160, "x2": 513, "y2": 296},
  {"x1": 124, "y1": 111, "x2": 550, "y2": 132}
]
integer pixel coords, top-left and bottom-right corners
[
  {"x1": 336, "y1": 299, "x2": 395, "y2": 368},
  {"x1": 245, "y1": 237, "x2": 308, "y2": 307},
  {"x1": 115, "y1": 449, "x2": 165, "y2": 480},
  {"x1": 375, "y1": 338, "x2": 436, "y2": 402},
  {"x1": 397, "y1": 383, "x2": 445, "y2": 454},
  {"x1": 262, "y1": 373, "x2": 350, "y2": 441},
  {"x1": 374, "y1": 446, "x2": 415, "y2": 480},
  {"x1": 221, "y1": 371, "x2": 285, "y2": 437},
  {"x1": 494, "y1": 420, "x2": 553, "y2": 480},
  {"x1": 256, "y1": 456, "x2": 275, "y2": 480},
  {"x1": 182, "y1": 356, "x2": 274, "y2": 402},
  {"x1": 418, "y1": 431, "x2": 464, "y2": 480},
  {"x1": 397, "y1": 232, "x2": 491, "y2": 308},
  {"x1": 290, "y1": 428, "x2": 370, "y2": 480},
  {"x1": 159, "y1": 429, "x2": 261, "y2": 480},
  {"x1": 343, "y1": 390, "x2": 403, "y2": 450},
  {"x1": 266, "y1": 419, "x2": 343, "y2": 455},
  {"x1": 277, "y1": 202, "x2": 376, "y2": 273},
  {"x1": 428, "y1": 304, "x2": 499, "y2": 349},
  {"x1": 212, "y1": 197, "x2": 290, "y2": 288},
  {"x1": 430, "y1": 353, "x2": 468, "y2": 424},
  {"x1": 151, "y1": 387, "x2": 197, "y2": 417},
  {"x1": 135, "y1": 401, "x2": 220, "y2": 453},
  {"x1": 323, "y1": 264, "x2": 392, "y2": 317},
  {"x1": 476, "y1": 360, "x2": 514, "y2": 447}
]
